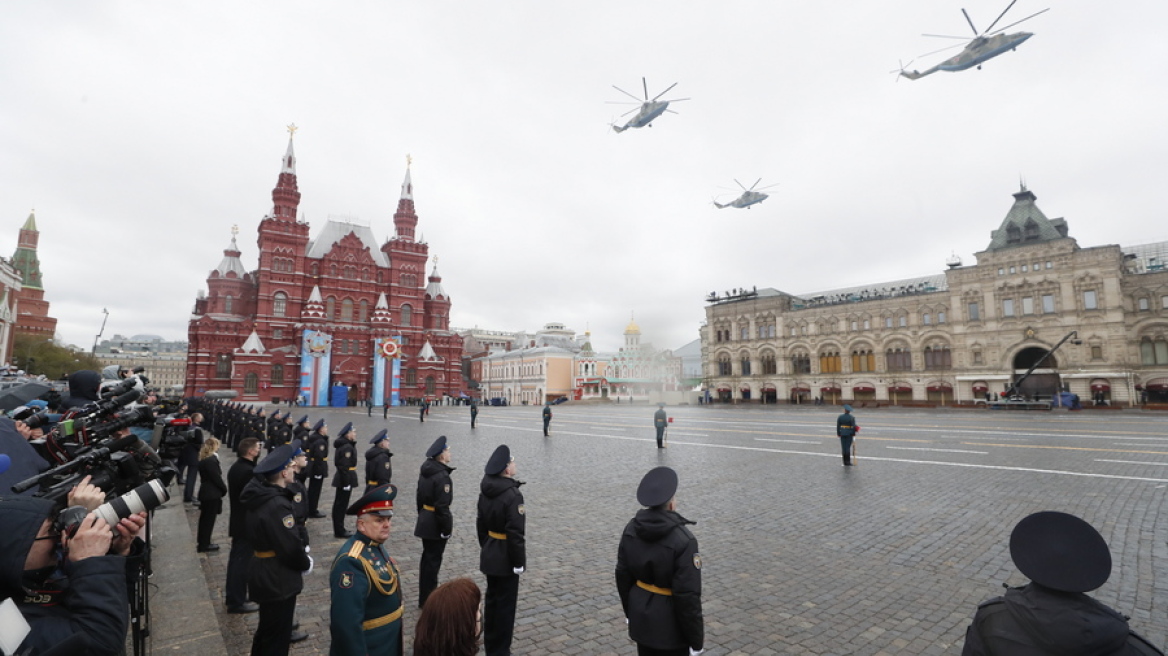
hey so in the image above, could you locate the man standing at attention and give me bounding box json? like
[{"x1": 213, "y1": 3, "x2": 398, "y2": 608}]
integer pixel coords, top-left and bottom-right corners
[
  {"x1": 616, "y1": 466, "x2": 704, "y2": 656},
  {"x1": 415, "y1": 436, "x2": 455, "y2": 608},
  {"x1": 329, "y1": 484, "x2": 404, "y2": 656},
  {"x1": 225, "y1": 437, "x2": 261, "y2": 614},
  {"x1": 542, "y1": 402, "x2": 552, "y2": 437},
  {"x1": 654, "y1": 403, "x2": 668, "y2": 449},
  {"x1": 477, "y1": 445, "x2": 526, "y2": 656},
  {"x1": 836, "y1": 404, "x2": 858, "y2": 466}
]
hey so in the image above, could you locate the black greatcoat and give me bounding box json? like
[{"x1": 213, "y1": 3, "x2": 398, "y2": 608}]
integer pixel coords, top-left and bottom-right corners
[
  {"x1": 415, "y1": 459, "x2": 454, "y2": 539},
  {"x1": 239, "y1": 478, "x2": 310, "y2": 603},
  {"x1": 962, "y1": 583, "x2": 1164, "y2": 656},
  {"x1": 307, "y1": 431, "x2": 330, "y2": 478},
  {"x1": 615, "y1": 507, "x2": 704, "y2": 653},
  {"x1": 364, "y1": 446, "x2": 393, "y2": 495},
  {"x1": 476, "y1": 475, "x2": 526, "y2": 575},
  {"x1": 226, "y1": 456, "x2": 257, "y2": 539},
  {"x1": 332, "y1": 437, "x2": 358, "y2": 489}
]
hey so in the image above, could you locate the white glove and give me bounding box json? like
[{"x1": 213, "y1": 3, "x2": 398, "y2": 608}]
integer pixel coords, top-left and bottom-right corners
[
  {"x1": 305, "y1": 545, "x2": 311, "y2": 554},
  {"x1": 440, "y1": 533, "x2": 451, "y2": 539},
  {"x1": 313, "y1": 475, "x2": 323, "y2": 480},
  {"x1": 342, "y1": 486, "x2": 351, "y2": 492},
  {"x1": 512, "y1": 566, "x2": 525, "y2": 575},
  {"x1": 305, "y1": 555, "x2": 314, "y2": 575},
  {"x1": 689, "y1": 649, "x2": 704, "y2": 656}
]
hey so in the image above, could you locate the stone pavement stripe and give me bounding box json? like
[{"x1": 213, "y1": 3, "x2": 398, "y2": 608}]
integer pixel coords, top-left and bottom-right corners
[{"x1": 146, "y1": 498, "x2": 229, "y2": 655}]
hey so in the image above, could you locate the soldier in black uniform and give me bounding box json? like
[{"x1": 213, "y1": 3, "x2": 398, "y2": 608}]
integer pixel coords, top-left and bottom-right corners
[
  {"x1": 542, "y1": 403, "x2": 552, "y2": 436},
  {"x1": 836, "y1": 404, "x2": 857, "y2": 466},
  {"x1": 332, "y1": 422, "x2": 359, "y2": 538},
  {"x1": 306, "y1": 419, "x2": 329, "y2": 518},
  {"x1": 292, "y1": 415, "x2": 310, "y2": 447},
  {"x1": 616, "y1": 466, "x2": 704, "y2": 656},
  {"x1": 365, "y1": 429, "x2": 394, "y2": 495},
  {"x1": 962, "y1": 511, "x2": 1164, "y2": 655},
  {"x1": 239, "y1": 444, "x2": 312, "y2": 656},
  {"x1": 654, "y1": 403, "x2": 668, "y2": 449},
  {"x1": 226, "y1": 437, "x2": 262, "y2": 614},
  {"x1": 477, "y1": 444, "x2": 526, "y2": 656},
  {"x1": 470, "y1": 399, "x2": 478, "y2": 428},
  {"x1": 415, "y1": 435, "x2": 455, "y2": 608}
]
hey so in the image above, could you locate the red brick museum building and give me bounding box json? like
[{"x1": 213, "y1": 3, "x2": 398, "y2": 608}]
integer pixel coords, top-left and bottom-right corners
[{"x1": 184, "y1": 132, "x2": 463, "y2": 405}]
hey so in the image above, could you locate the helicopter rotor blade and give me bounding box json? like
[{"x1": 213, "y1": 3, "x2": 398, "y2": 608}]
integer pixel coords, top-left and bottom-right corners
[
  {"x1": 921, "y1": 33, "x2": 972, "y2": 39},
  {"x1": 961, "y1": 8, "x2": 979, "y2": 36},
  {"x1": 734, "y1": 179, "x2": 748, "y2": 191},
  {"x1": 660, "y1": 97, "x2": 690, "y2": 103},
  {"x1": 652, "y1": 82, "x2": 679, "y2": 102},
  {"x1": 642, "y1": 77, "x2": 649, "y2": 101},
  {"x1": 987, "y1": 7, "x2": 1049, "y2": 35},
  {"x1": 750, "y1": 178, "x2": 762, "y2": 191},
  {"x1": 982, "y1": 0, "x2": 1018, "y2": 35},
  {"x1": 756, "y1": 183, "x2": 781, "y2": 191},
  {"x1": 611, "y1": 85, "x2": 643, "y2": 103},
  {"x1": 918, "y1": 41, "x2": 967, "y2": 59},
  {"x1": 620, "y1": 107, "x2": 639, "y2": 118}
]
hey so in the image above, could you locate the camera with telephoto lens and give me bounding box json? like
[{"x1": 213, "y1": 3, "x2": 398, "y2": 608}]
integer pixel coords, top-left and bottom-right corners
[
  {"x1": 52, "y1": 478, "x2": 170, "y2": 537},
  {"x1": 153, "y1": 415, "x2": 205, "y2": 462}
]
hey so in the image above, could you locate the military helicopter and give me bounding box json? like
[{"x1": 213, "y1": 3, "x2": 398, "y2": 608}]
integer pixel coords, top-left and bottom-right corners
[
  {"x1": 897, "y1": 1, "x2": 1049, "y2": 81},
  {"x1": 608, "y1": 78, "x2": 688, "y2": 133},
  {"x1": 713, "y1": 179, "x2": 779, "y2": 210}
]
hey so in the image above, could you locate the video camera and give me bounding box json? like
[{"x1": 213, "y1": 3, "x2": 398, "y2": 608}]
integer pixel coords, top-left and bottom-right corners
[{"x1": 11, "y1": 383, "x2": 177, "y2": 524}]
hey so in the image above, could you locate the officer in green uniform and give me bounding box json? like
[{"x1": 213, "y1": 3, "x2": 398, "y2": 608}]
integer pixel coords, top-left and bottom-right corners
[
  {"x1": 329, "y1": 484, "x2": 403, "y2": 656},
  {"x1": 836, "y1": 405, "x2": 857, "y2": 466},
  {"x1": 654, "y1": 403, "x2": 668, "y2": 449}
]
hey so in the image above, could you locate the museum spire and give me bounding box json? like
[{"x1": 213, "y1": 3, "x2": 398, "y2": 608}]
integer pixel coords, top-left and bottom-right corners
[
  {"x1": 271, "y1": 125, "x2": 302, "y2": 221},
  {"x1": 393, "y1": 155, "x2": 418, "y2": 242}
]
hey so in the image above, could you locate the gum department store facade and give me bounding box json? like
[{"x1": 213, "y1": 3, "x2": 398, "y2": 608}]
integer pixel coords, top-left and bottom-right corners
[{"x1": 702, "y1": 186, "x2": 1168, "y2": 407}]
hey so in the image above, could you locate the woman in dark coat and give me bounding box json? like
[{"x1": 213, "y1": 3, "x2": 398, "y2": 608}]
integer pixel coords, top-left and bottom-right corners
[{"x1": 196, "y1": 437, "x2": 228, "y2": 552}]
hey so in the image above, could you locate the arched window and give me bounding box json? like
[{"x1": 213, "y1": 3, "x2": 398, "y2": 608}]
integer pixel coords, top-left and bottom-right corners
[
  {"x1": 1141, "y1": 338, "x2": 1168, "y2": 365},
  {"x1": 925, "y1": 344, "x2": 952, "y2": 370},
  {"x1": 886, "y1": 348, "x2": 912, "y2": 372},
  {"x1": 244, "y1": 372, "x2": 259, "y2": 394},
  {"x1": 740, "y1": 354, "x2": 751, "y2": 376},
  {"x1": 216, "y1": 354, "x2": 231, "y2": 378},
  {"x1": 761, "y1": 352, "x2": 777, "y2": 375},
  {"x1": 405, "y1": 368, "x2": 417, "y2": 386},
  {"x1": 273, "y1": 292, "x2": 287, "y2": 318},
  {"x1": 425, "y1": 376, "x2": 436, "y2": 395},
  {"x1": 359, "y1": 299, "x2": 368, "y2": 322},
  {"x1": 851, "y1": 349, "x2": 874, "y2": 372},
  {"x1": 401, "y1": 304, "x2": 412, "y2": 327},
  {"x1": 819, "y1": 350, "x2": 841, "y2": 373},
  {"x1": 310, "y1": 263, "x2": 319, "y2": 276},
  {"x1": 326, "y1": 296, "x2": 336, "y2": 321},
  {"x1": 791, "y1": 352, "x2": 811, "y2": 374},
  {"x1": 271, "y1": 365, "x2": 284, "y2": 385},
  {"x1": 330, "y1": 264, "x2": 338, "y2": 276},
  {"x1": 341, "y1": 299, "x2": 354, "y2": 322},
  {"x1": 717, "y1": 355, "x2": 731, "y2": 376},
  {"x1": 224, "y1": 295, "x2": 233, "y2": 314}
]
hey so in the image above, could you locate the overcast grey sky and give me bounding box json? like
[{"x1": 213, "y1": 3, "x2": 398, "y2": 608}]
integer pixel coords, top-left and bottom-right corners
[{"x1": 3, "y1": 2, "x2": 1166, "y2": 355}]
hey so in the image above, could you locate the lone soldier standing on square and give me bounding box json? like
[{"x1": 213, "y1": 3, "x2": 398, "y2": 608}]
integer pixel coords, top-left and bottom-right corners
[
  {"x1": 616, "y1": 466, "x2": 704, "y2": 656},
  {"x1": 470, "y1": 398, "x2": 479, "y2": 428},
  {"x1": 477, "y1": 445, "x2": 526, "y2": 656},
  {"x1": 329, "y1": 484, "x2": 404, "y2": 656},
  {"x1": 836, "y1": 404, "x2": 858, "y2": 466},
  {"x1": 654, "y1": 403, "x2": 668, "y2": 449},
  {"x1": 542, "y1": 402, "x2": 552, "y2": 436},
  {"x1": 364, "y1": 429, "x2": 394, "y2": 495},
  {"x1": 415, "y1": 435, "x2": 455, "y2": 608},
  {"x1": 332, "y1": 422, "x2": 359, "y2": 538}
]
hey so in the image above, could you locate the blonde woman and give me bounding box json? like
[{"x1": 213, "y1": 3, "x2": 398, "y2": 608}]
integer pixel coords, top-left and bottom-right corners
[{"x1": 196, "y1": 437, "x2": 227, "y2": 552}]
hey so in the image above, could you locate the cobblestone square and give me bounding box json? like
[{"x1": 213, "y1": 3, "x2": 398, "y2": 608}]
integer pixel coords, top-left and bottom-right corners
[{"x1": 171, "y1": 403, "x2": 1168, "y2": 654}]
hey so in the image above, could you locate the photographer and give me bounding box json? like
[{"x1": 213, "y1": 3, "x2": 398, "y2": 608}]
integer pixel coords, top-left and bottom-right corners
[{"x1": 0, "y1": 494, "x2": 147, "y2": 655}]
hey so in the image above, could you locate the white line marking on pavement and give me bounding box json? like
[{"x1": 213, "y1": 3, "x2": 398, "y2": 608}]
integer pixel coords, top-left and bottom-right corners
[
  {"x1": 667, "y1": 432, "x2": 709, "y2": 437},
  {"x1": 886, "y1": 446, "x2": 988, "y2": 455},
  {"x1": 558, "y1": 431, "x2": 1168, "y2": 484},
  {"x1": 755, "y1": 438, "x2": 822, "y2": 445},
  {"x1": 1095, "y1": 459, "x2": 1168, "y2": 466}
]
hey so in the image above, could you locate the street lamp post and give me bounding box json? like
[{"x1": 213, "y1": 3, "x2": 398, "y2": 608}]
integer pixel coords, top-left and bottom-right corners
[{"x1": 91, "y1": 308, "x2": 109, "y2": 357}]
